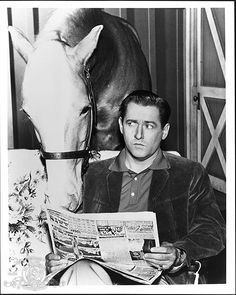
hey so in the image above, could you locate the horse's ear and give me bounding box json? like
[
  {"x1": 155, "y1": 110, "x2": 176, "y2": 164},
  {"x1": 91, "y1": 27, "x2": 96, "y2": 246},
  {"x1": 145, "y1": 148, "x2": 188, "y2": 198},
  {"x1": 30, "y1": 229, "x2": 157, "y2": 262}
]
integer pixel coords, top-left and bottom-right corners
[
  {"x1": 8, "y1": 26, "x2": 34, "y2": 63},
  {"x1": 67, "y1": 25, "x2": 103, "y2": 68}
]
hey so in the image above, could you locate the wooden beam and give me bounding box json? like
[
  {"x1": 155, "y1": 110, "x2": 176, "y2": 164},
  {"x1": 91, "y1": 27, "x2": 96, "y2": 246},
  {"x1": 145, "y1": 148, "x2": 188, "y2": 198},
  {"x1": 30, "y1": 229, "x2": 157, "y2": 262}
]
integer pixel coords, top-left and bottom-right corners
[{"x1": 205, "y1": 8, "x2": 225, "y2": 78}]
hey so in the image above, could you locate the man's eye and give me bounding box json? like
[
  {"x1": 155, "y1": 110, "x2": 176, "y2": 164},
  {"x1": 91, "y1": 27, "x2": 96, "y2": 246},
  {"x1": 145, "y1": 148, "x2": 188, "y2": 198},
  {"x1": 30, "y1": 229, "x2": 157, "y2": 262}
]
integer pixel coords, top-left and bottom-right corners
[
  {"x1": 127, "y1": 121, "x2": 135, "y2": 126},
  {"x1": 146, "y1": 124, "x2": 154, "y2": 129}
]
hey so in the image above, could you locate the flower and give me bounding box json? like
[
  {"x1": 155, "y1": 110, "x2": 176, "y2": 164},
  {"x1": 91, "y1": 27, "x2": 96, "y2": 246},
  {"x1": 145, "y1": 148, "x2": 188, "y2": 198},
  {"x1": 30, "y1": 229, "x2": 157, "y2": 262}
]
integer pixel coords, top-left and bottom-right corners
[{"x1": 9, "y1": 194, "x2": 25, "y2": 224}]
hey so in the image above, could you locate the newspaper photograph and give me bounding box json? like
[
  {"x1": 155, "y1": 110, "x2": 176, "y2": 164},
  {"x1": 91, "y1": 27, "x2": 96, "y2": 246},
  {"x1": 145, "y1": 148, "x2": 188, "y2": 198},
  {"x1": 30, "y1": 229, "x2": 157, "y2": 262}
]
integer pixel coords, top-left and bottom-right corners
[{"x1": 46, "y1": 206, "x2": 162, "y2": 284}]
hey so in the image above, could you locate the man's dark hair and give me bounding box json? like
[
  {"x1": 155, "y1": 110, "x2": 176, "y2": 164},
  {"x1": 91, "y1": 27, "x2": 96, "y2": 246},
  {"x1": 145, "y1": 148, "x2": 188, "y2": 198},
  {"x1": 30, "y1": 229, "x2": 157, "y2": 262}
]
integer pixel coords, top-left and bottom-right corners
[{"x1": 119, "y1": 90, "x2": 171, "y2": 128}]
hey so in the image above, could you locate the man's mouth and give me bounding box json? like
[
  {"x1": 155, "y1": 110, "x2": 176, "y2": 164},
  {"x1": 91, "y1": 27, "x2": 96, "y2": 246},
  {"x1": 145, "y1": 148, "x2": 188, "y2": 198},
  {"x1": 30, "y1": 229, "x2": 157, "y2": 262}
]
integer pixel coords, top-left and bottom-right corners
[{"x1": 133, "y1": 142, "x2": 145, "y2": 146}]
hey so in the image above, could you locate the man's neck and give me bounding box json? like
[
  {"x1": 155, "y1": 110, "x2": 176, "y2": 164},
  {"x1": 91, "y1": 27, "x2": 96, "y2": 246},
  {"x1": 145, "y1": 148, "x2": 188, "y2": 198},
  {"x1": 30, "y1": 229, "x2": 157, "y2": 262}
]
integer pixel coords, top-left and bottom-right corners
[{"x1": 124, "y1": 149, "x2": 161, "y2": 173}]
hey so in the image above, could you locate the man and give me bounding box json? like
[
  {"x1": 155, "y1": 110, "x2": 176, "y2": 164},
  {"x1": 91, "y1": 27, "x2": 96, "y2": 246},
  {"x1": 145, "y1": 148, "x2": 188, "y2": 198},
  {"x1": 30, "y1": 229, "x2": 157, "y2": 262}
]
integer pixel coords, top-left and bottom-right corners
[{"x1": 46, "y1": 90, "x2": 225, "y2": 285}]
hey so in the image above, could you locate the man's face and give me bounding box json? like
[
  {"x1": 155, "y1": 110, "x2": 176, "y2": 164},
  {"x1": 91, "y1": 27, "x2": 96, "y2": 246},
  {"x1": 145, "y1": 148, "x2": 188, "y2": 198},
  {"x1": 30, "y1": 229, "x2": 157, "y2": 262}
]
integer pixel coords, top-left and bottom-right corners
[{"x1": 119, "y1": 102, "x2": 169, "y2": 161}]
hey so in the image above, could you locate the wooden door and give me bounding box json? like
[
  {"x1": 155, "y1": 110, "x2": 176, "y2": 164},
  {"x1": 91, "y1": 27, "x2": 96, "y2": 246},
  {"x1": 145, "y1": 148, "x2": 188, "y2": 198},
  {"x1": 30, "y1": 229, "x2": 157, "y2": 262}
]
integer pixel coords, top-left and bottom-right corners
[{"x1": 186, "y1": 8, "x2": 226, "y2": 204}]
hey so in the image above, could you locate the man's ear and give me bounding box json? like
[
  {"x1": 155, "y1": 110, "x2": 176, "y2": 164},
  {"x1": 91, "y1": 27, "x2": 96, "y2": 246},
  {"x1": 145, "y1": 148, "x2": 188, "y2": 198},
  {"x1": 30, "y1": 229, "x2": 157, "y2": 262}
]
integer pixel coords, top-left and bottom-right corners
[
  {"x1": 162, "y1": 123, "x2": 170, "y2": 140},
  {"x1": 118, "y1": 117, "x2": 124, "y2": 134}
]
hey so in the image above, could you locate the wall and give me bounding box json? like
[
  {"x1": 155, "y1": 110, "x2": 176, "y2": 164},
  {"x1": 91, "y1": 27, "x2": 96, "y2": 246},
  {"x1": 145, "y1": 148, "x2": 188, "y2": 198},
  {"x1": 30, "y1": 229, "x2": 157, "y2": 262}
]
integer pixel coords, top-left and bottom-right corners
[{"x1": 8, "y1": 8, "x2": 185, "y2": 155}]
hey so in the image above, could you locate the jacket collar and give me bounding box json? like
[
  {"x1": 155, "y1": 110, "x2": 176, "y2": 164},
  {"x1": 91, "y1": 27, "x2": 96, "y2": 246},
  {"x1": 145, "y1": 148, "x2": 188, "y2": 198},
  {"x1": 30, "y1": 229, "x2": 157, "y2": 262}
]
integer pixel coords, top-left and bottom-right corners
[{"x1": 109, "y1": 148, "x2": 170, "y2": 172}]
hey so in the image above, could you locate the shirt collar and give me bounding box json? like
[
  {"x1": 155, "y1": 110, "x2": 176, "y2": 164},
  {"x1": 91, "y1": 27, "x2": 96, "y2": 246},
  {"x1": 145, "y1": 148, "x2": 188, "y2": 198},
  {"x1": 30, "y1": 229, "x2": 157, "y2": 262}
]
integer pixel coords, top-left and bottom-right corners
[{"x1": 109, "y1": 148, "x2": 170, "y2": 172}]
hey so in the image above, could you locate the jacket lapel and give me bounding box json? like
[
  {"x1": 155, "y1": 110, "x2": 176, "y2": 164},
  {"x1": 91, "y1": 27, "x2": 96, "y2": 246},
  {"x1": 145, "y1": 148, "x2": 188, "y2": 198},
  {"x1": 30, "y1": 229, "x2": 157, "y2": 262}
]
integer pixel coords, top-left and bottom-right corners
[
  {"x1": 106, "y1": 171, "x2": 123, "y2": 212},
  {"x1": 148, "y1": 169, "x2": 170, "y2": 210}
]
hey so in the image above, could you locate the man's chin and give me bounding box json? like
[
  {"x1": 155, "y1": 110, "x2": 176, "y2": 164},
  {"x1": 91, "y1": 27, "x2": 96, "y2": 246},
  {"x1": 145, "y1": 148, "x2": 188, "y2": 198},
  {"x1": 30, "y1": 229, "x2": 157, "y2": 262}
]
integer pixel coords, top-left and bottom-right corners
[
  {"x1": 130, "y1": 151, "x2": 149, "y2": 161},
  {"x1": 125, "y1": 146, "x2": 151, "y2": 161}
]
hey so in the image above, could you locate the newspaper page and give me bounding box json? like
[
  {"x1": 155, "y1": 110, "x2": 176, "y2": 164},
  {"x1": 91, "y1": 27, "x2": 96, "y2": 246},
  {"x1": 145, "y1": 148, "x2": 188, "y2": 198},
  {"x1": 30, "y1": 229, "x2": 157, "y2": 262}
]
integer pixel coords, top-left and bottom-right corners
[{"x1": 45, "y1": 206, "x2": 162, "y2": 284}]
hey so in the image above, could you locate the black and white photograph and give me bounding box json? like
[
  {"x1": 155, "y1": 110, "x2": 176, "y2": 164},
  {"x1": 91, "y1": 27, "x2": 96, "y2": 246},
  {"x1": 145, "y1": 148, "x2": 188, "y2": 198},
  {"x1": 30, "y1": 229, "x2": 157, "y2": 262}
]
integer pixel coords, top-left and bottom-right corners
[{"x1": 0, "y1": 1, "x2": 235, "y2": 294}]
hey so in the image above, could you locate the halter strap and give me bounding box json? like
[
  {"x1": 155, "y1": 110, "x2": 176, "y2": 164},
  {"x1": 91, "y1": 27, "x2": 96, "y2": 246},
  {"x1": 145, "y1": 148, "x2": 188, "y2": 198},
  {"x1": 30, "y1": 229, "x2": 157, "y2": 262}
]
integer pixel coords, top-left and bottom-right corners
[
  {"x1": 40, "y1": 149, "x2": 90, "y2": 160},
  {"x1": 84, "y1": 66, "x2": 97, "y2": 128}
]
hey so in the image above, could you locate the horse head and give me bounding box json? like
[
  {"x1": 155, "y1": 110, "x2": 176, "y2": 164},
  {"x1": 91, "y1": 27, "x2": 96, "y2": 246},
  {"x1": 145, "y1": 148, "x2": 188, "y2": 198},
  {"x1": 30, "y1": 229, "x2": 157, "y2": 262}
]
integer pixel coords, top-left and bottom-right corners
[{"x1": 8, "y1": 23, "x2": 103, "y2": 212}]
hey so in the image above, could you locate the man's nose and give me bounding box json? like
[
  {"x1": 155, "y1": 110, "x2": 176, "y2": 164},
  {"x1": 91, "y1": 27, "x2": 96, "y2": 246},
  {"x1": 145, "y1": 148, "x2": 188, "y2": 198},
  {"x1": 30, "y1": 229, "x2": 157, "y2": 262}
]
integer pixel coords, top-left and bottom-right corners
[{"x1": 135, "y1": 124, "x2": 144, "y2": 139}]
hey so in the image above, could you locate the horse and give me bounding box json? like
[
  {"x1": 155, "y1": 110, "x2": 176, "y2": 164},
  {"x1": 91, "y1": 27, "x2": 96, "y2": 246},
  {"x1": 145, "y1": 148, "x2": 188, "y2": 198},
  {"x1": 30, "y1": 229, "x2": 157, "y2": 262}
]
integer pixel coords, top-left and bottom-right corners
[{"x1": 9, "y1": 8, "x2": 151, "y2": 213}]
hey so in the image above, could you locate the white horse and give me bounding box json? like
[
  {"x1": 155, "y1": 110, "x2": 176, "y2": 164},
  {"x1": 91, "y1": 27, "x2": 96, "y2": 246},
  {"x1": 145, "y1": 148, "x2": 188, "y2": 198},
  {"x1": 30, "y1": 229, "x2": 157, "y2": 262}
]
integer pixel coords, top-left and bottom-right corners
[{"x1": 7, "y1": 8, "x2": 151, "y2": 284}]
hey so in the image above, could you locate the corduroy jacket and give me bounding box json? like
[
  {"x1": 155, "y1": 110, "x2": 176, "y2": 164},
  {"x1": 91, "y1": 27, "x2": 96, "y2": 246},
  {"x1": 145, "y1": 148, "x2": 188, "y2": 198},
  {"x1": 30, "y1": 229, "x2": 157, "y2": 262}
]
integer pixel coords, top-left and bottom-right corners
[{"x1": 83, "y1": 152, "x2": 226, "y2": 284}]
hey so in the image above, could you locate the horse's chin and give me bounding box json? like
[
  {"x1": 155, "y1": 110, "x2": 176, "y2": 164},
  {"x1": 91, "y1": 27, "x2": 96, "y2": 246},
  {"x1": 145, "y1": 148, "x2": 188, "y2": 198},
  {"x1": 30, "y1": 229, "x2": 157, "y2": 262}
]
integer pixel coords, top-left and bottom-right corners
[
  {"x1": 66, "y1": 192, "x2": 83, "y2": 212},
  {"x1": 46, "y1": 190, "x2": 83, "y2": 212}
]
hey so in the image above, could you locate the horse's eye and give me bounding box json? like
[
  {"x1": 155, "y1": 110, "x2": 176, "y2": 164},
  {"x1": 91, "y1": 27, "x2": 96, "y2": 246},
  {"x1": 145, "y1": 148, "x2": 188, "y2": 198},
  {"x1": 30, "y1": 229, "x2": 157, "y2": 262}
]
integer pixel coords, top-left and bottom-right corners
[{"x1": 80, "y1": 105, "x2": 91, "y2": 115}]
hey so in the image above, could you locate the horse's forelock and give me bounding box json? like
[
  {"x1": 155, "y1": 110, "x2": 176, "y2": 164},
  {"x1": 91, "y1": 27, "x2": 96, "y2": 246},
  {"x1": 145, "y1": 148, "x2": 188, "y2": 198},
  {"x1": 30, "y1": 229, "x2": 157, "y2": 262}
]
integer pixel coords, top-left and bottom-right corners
[
  {"x1": 34, "y1": 9, "x2": 117, "y2": 91},
  {"x1": 37, "y1": 9, "x2": 103, "y2": 47}
]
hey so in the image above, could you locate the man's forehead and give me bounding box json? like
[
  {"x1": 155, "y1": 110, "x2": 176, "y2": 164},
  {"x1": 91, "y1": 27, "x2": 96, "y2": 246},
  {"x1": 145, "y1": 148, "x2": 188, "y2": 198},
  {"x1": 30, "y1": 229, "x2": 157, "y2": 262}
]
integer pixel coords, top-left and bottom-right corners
[{"x1": 126, "y1": 102, "x2": 160, "y2": 118}]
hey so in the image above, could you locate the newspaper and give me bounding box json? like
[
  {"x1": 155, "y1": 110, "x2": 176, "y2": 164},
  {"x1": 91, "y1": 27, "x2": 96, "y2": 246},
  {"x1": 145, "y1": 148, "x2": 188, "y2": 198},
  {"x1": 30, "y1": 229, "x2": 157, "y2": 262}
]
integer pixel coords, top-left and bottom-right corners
[{"x1": 45, "y1": 206, "x2": 162, "y2": 285}]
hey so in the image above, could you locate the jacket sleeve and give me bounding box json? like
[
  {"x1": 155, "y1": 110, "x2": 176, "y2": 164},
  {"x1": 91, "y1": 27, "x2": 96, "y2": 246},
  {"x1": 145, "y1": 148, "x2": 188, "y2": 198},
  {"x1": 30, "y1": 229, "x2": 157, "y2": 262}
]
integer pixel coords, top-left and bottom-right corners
[{"x1": 173, "y1": 163, "x2": 226, "y2": 267}]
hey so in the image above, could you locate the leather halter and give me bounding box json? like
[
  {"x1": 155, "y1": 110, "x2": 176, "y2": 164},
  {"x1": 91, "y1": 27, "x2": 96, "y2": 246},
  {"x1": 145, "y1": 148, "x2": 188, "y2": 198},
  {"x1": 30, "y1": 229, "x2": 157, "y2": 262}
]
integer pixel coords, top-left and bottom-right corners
[
  {"x1": 40, "y1": 149, "x2": 90, "y2": 160},
  {"x1": 40, "y1": 66, "x2": 96, "y2": 167}
]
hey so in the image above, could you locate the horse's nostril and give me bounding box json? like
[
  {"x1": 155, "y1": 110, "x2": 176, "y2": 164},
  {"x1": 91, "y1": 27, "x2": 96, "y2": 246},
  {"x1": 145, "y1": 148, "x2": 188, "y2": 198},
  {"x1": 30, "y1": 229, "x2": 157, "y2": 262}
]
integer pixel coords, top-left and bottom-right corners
[{"x1": 75, "y1": 202, "x2": 83, "y2": 213}]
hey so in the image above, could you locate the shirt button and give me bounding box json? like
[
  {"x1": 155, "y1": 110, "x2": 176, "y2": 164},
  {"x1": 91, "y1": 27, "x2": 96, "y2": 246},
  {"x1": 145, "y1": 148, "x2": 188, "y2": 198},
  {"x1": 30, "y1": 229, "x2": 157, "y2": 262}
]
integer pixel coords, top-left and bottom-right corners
[
  {"x1": 134, "y1": 177, "x2": 137, "y2": 181},
  {"x1": 131, "y1": 192, "x2": 135, "y2": 197}
]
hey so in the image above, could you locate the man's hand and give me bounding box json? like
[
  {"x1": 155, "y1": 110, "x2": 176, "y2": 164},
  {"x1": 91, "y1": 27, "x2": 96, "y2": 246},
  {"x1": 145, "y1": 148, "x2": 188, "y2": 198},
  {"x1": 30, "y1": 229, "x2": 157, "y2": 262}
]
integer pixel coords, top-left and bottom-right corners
[
  {"x1": 45, "y1": 253, "x2": 69, "y2": 274},
  {"x1": 143, "y1": 241, "x2": 180, "y2": 271}
]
